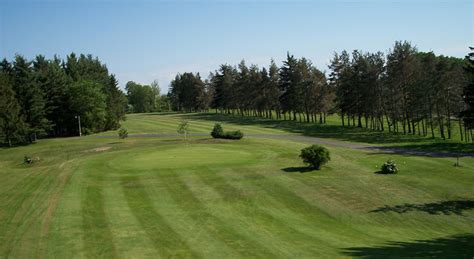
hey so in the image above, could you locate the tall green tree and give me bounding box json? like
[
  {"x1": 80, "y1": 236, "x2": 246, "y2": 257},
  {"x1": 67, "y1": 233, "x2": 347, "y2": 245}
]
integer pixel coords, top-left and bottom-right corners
[
  {"x1": 69, "y1": 80, "x2": 107, "y2": 133},
  {"x1": 169, "y1": 73, "x2": 209, "y2": 112},
  {"x1": 461, "y1": 48, "x2": 474, "y2": 131},
  {"x1": 12, "y1": 55, "x2": 51, "y2": 141},
  {"x1": 105, "y1": 75, "x2": 127, "y2": 129},
  {"x1": 150, "y1": 80, "x2": 161, "y2": 111},
  {"x1": 0, "y1": 72, "x2": 26, "y2": 146},
  {"x1": 279, "y1": 53, "x2": 300, "y2": 120},
  {"x1": 126, "y1": 81, "x2": 154, "y2": 113},
  {"x1": 210, "y1": 64, "x2": 237, "y2": 113},
  {"x1": 33, "y1": 55, "x2": 72, "y2": 135}
]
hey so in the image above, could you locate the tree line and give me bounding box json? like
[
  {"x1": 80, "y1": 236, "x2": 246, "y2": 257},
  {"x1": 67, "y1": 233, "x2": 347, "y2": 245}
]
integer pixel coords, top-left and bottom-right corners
[
  {"x1": 168, "y1": 41, "x2": 473, "y2": 142},
  {"x1": 0, "y1": 53, "x2": 127, "y2": 146},
  {"x1": 1, "y1": 41, "x2": 472, "y2": 146},
  {"x1": 125, "y1": 80, "x2": 171, "y2": 113}
]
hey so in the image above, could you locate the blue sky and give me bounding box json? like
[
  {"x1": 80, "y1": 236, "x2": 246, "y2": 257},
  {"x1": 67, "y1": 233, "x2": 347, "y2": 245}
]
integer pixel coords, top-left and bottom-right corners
[{"x1": 1, "y1": 0, "x2": 473, "y2": 92}]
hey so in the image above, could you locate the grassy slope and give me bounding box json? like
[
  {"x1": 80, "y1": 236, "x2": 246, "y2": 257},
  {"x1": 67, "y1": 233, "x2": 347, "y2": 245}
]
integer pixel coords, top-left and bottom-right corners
[{"x1": 0, "y1": 113, "x2": 473, "y2": 258}]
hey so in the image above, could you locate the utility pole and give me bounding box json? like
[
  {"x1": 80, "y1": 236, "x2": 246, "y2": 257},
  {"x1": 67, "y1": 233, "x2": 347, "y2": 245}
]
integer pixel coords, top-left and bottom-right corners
[{"x1": 75, "y1": 115, "x2": 82, "y2": 137}]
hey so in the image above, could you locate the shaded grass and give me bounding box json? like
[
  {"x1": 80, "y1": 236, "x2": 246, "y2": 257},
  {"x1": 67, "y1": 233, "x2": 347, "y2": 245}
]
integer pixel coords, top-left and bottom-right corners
[
  {"x1": 342, "y1": 234, "x2": 474, "y2": 258},
  {"x1": 370, "y1": 200, "x2": 474, "y2": 216}
]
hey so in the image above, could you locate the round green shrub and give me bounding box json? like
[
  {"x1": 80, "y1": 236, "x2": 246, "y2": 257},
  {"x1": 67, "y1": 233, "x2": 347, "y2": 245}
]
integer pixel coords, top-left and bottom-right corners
[
  {"x1": 380, "y1": 160, "x2": 398, "y2": 174},
  {"x1": 118, "y1": 128, "x2": 128, "y2": 139},
  {"x1": 211, "y1": 123, "x2": 224, "y2": 138},
  {"x1": 300, "y1": 145, "x2": 330, "y2": 170}
]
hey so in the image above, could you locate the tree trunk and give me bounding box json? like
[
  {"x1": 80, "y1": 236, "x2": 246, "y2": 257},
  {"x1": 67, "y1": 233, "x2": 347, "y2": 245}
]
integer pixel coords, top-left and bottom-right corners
[
  {"x1": 446, "y1": 115, "x2": 452, "y2": 139},
  {"x1": 436, "y1": 105, "x2": 445, "y2": 140},
  {"x1": 429, "y1": 110, "x2": 435, "y2": 139}
]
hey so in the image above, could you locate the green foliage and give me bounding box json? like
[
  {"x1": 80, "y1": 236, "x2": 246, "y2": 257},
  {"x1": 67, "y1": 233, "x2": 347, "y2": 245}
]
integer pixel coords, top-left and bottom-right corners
[
  {"x1": 105, "y1": 75, "x2": 127, "y2": 130},
  {"x1": 125, "y1": 81, "x2": 155, "y2": 113},
  {"x1": 169, "y1": 72, "x2": 210, "y2": 112},
  {"x1": 0, "y1": 53, "x2": 127, "y2": 146},
  {"x1": 211, "y1": 123, "x2": 224, "y2": 138},
  {"x1": 150, "y1": 80, "x2": 161, "y2": 112},
  {"x1": 210, "y1": 123, "x2": 243, "y2": 139},
  {"x1": 118, "y1": 128, "x2": 128, "y2": 139},
  {"x1": 0, "y1": 73, "x2": 26, "y2": 146},
  {"x1": 221, "y1": 130, "x2": 244, "y2": 139},
  {"x1": 12, "y1": 55, "x2": 51, "y2": 141},
  {"x1": 177, "y1": 120, "x2": 190, "y2": 140},
  {"x1": 461, "y1": 47, "x2": 474, "y2": 129},
  {"x1": 380, "y1": 160, "x2": 399, "y2": 174},
  {"x1": 69, "y1": 80, "x2": 107, "y2": 133},
  {"x1": 300, "y1": 145, "x2": 330, "y2": 169}
]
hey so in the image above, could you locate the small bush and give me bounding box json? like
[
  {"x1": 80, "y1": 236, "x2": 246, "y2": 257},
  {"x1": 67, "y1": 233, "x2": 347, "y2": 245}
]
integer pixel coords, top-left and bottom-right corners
[
  {"x1": 24, "y1": 155, "x2": 33, "y2": 164},
  {"x1": 222, "y1": 130, "x2": 244, "y2": 139},
  {"x1": 300, "y1": 145, "x2": 330, "y2": 170},
  {"x1": 210, "y1": 124, "x2": 244, "y2": 140},
  {"x1": 118, "y1": 128, "x2": 128, "y2": 139},
  {"x1": 211, "y1": 123, "x2": 224, "y2": 138},
  {"x1": 380, "y1": 160, "x2": 399, "y2": 174}
]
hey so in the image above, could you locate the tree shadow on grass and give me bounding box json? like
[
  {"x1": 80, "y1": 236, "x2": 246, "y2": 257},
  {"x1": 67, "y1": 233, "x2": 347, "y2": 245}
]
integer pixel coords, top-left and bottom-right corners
[
  {"x1": 178, "y1": 113, "x2": 474, "y2": 156},
  {"x1": 341, "y1": 234, "x2": 474, "y2": 258},
  {"x1": 133, "y1": 111, "x2": 179, "y2": 116},
  {"x1": 374, "y1": 171, "x2": 397, "y2": 175},
  {"x1": 181, "y1": 113, "x2": 432, "y2": 144},
  {"x1": 370, "y1": 200, "x2": 474, "y2": 216},
  {"x1": 366, "y1": 142, "x2": 474, "y2": 157},
  {"x1": 281, "y1": 166, "x2": 314, "y2": 173}
]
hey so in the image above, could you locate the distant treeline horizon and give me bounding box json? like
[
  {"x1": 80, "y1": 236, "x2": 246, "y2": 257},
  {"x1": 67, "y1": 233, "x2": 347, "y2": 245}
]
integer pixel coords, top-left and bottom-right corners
[
  {"x1": 1, "y1": 41, "x2": 473, "y2": 146},
  {"x1": 166, "y1": 41, "x2": 473, "y2": 142}
]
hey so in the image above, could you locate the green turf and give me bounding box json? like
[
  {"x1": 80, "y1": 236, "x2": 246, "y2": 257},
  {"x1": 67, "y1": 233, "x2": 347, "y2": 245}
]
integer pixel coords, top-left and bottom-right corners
[
  {"x1": 106, "y1": 112, "x2": 474, "y2": 154},
  {"x1": 1, "y1": 113, "x2": 473, "y2": 258}
]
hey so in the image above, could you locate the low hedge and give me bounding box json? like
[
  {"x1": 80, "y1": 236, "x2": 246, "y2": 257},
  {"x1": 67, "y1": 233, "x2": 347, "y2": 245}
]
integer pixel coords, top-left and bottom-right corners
[
  {"x1": 221, "y1": 130, "x2": 244, "y2": 139},
  {"x1": 211, "y1": 124, "x2": 244, "y2": 140}
]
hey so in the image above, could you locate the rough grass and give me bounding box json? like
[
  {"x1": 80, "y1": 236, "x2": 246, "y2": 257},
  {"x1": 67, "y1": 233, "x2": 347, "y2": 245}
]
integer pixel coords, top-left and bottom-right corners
[{"x1": 0, "y1": 113, "x2": 473, "y2": 258}]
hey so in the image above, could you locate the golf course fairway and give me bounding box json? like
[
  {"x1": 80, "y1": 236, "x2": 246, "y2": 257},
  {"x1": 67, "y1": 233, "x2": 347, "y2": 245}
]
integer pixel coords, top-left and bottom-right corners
[{"x1": 1, "y1": 113, "x2": 473, "y2": 258}]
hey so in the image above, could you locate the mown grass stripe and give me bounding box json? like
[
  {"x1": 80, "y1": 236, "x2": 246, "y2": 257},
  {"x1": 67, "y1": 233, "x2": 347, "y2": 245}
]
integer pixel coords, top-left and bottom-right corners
[
  {"x1": 1, "y1": 168, "x2": 57, "y2": 257},
  {"x1": 193, "y1": 167, "x2": 335, "y2": 256},
  {"x1": 102, "y1": 177, "x2": 159, "y2": 257},
  {"x1": 239, "y1": 167, "x2": 375, "y2": 245},
  {"x1": 81, "y1": 185, "x2": 119, "y2": 258},
  {"x1": 81, "y1": 163, "x2": 118, "y2": 258},
  {"x1": 163, "y1": 171, "x2": 278, "y2": 257},
  {"x1": 121, "y1": 175, "x2": 200, "y2": 258}
]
